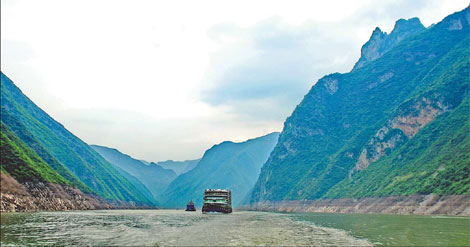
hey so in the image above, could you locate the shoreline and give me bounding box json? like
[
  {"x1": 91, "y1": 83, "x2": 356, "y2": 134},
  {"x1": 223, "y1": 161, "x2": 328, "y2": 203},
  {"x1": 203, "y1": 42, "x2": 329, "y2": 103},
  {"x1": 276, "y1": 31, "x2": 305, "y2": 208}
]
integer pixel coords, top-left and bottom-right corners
[
  {"x1": 3, "y1": 191, "x2": 469, "y2": 216},
  {"x1": 241, "y1": 194, "x2": 470, "y2": 216}
]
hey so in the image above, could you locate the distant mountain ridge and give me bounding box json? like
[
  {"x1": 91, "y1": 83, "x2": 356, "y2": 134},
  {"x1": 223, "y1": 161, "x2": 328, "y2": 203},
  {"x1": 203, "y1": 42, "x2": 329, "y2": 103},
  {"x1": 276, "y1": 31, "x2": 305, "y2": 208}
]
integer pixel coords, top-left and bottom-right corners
[
  {"x1": 162, "y1": 132, "x2": 280, "y2": 208},
  {"x1": 91, "y1": 145, "x2": 177, "y2": 201},
  {"x1": 155, "y1": 159, "x2": 200, "y2": 175},
  {"x1": 250, "y1": 7, "x2": 470, "y2": 204},
  {"x1": 1, "y1": 73, "x2": 154, "y2": 205}
]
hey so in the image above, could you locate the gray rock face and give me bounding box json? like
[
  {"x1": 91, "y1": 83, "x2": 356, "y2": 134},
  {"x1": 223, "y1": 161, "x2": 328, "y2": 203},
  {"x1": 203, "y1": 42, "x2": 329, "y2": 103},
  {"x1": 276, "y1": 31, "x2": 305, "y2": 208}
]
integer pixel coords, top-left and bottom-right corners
[
  {"x1": 353, "y1": 17, "x2": 425, "y2": 71},
  {"x1": 247, "y1": 194, "x2": 470, "y2": 216},
  {"x1": 0, "y1": 173, "x2": 108, "y2": 212},
  {"x1": 249, "y1": 6, "x2": 469, "y2": 204}
]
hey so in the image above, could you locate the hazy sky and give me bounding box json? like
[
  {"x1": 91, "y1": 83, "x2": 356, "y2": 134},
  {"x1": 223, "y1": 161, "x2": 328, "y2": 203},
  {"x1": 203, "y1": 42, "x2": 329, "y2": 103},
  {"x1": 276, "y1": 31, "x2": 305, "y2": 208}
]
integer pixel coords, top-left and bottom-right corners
[{"x1": 2, "y1": 0, "x2": 468, "y2": 162}]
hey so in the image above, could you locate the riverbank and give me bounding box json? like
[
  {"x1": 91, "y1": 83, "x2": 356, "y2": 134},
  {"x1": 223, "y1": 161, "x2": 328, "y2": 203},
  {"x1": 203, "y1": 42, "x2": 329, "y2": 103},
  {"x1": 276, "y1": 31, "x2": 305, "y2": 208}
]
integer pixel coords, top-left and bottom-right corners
[
  {"x1": 245, "y1": 194, "x2": 470, "y2": 216},
  {"x1": 0, "y1": 172, "x2": 110, "y2": 212}
]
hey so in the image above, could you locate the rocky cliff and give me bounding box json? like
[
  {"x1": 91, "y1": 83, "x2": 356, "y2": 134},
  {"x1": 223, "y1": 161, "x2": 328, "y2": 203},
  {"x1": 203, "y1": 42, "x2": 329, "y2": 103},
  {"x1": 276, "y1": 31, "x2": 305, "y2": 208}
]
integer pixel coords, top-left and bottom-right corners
[
  {"x1": 249, "y1": 7, "x2": 469, "y2": 207},
  {"x1": 353, "y1": 17, "x2": 425, "y2": 70},
  {"x1": 0, "y1": 172, "x2": 109, "y2": 212},
  {"x1": 246, "y1": 194, "x2": 470, "y2": 216}
]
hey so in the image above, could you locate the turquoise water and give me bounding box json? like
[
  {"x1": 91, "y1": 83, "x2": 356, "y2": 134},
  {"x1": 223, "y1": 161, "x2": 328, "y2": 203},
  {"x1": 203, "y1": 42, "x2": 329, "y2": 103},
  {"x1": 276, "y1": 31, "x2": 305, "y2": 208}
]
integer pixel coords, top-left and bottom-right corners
[{"x1": 292, "y1": 212, "x2": 470, "y2": 246}]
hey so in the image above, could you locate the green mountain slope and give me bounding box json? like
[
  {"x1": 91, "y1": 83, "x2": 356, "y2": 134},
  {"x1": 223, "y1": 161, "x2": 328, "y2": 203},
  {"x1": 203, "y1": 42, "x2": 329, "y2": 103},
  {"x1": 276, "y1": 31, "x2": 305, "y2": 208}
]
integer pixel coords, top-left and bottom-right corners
[
  {"x1": 327, "y1": 97, "x2": 470, "y2": 197},
  {"x1": 1, "y1": 108, "x2": 91, "y2": 193},
  {"x1": 111, "y1": 165, "x2": 159, "y2": 205},
  {"x1": 1, "y1": 123, "x2": 70, "y2": 185},
  {"x1": 162, "y1": 132, "x2": 279, "y2": 208},
  {"x1": 250, "y1": 7, "x2": 470, "y2": 203},
  {"x1": 91, "y1": 145, "x2": 176, "y2": 201},
  {"x1": 1, "y1": 72, "x2": 154, "y2": 205}
]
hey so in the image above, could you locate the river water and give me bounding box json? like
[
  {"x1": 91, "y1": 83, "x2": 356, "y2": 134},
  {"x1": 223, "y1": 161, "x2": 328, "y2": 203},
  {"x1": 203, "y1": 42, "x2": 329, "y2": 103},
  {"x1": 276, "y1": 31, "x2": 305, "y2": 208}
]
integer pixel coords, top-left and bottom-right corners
[{"x1": 1, "y1": 210, "x2": 468, "y2": 246}]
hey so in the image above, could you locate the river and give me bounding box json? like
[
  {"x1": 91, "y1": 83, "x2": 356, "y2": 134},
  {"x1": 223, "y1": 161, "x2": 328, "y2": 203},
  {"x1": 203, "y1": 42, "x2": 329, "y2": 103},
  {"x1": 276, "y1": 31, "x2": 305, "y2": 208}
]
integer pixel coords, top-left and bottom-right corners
[{"x1": 1, "y1": 210, "x2": 468, "y2": 246}]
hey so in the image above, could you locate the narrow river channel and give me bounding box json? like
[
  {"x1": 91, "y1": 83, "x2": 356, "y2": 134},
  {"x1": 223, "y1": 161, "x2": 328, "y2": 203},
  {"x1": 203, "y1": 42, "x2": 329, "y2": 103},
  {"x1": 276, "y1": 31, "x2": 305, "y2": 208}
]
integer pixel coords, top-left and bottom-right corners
[{"x1": 1, "y1": 210, "x2": 468, "y2": 246}]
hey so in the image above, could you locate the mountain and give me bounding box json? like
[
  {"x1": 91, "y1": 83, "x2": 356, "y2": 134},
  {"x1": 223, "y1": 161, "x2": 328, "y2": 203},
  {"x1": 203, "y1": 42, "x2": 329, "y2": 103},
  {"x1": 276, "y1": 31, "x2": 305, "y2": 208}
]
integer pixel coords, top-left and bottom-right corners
[
  {"x1": 1, "y1": 73, "x2": 154, "y2": 205},
  {"x1": 140, "y1": 160, "x2": 151, "y2": 165},
  {"x1": 353, "y1": 17, "x2": 425, "y2": 70},
  {"x1": 1, "y1": 115, "x2": 105, "y2": 211},
  {"x1": 1, "y1": 122, "x2": 71, "y2": 185},
  {"x1": 155, "y1": 159, "x2": 200, "y2": 175},
  {"x1": 250, "y1": 7, "x2": 469, "y2": 204},
  {"x1": 91, "y1": 145, "x2": 177, "y2": 201},
  {"x1": 1, "y1": 108, "x2": 91, "y2": 193},
  {"x1": 162, "y1": 132, "x2": 279, "y2": 208},
  {"x1": 111, "y1": 165, "x2": 158, "y2": 205}
]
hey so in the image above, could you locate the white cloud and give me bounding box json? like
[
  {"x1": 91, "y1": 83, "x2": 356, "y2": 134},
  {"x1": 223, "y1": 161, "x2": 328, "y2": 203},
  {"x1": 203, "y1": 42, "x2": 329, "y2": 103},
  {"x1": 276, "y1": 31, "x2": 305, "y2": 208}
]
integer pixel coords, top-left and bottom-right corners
[{"x1": 1, "y1": 0, "x2": 468, "y2": 161}]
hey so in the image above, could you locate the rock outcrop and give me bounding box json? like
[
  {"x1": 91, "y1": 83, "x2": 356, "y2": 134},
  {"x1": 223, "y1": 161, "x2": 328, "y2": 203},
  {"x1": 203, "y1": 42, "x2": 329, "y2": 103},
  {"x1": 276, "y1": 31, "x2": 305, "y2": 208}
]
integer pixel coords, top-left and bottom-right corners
[
  {"x1": 249, "y1": 7, "x2": 469, "y2": 204},
  {"x1": 0, "y1": 172, "x2": 109, "y2": 212},
  {"x1": 353, "y1": 17, "x2": 425, "y2": 70},
  {"x1": 247, "y1": 194, "x2": 470, "y2": 216}
]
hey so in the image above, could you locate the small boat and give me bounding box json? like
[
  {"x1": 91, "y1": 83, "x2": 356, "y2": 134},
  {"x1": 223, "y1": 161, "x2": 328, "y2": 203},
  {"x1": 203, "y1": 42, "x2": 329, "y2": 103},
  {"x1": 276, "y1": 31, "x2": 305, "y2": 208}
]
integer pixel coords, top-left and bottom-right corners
[{"x1": 185, "y1": 200, "x2": 196, "y2": 211}]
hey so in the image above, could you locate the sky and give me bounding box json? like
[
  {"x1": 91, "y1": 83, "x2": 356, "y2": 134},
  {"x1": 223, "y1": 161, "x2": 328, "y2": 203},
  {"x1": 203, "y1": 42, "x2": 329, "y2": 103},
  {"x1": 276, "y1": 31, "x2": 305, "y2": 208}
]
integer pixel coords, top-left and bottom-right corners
[{"x1": 1, "y1": 0, "x2": 468, "y2": 162}]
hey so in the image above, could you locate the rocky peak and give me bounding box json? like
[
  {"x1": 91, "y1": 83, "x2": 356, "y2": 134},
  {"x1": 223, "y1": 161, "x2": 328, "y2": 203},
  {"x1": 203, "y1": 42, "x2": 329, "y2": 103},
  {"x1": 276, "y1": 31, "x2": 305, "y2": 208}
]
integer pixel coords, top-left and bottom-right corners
[
  {"x1": 391, "y1": 18, "x2": 423, "y2": 33},
  {"x1": 371, "y1": 27, "x2": 385, "y2": 36},
  {"x1": 352, "y1": 17, "x2": 425, "y2": 71},
  {"x1": 388, "y1": 18, "x2": 424, "y2": 43}
]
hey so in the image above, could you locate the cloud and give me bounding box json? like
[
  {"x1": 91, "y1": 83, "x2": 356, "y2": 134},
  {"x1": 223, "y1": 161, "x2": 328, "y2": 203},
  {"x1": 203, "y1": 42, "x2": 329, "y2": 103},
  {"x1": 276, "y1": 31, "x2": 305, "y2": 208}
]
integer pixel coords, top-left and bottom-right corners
[
  {"x1": 199, "y1": 17, "x2": 359, "y2": 121},
  {"x1": 197, "y1": 0, "x2": 468, "y2": 125},
  {"x1": 1, "y1": 39, "x2": 35, "y2": 64},
  {"x1": 2, "y1": 0, "x2": 469, "y2": 161}
]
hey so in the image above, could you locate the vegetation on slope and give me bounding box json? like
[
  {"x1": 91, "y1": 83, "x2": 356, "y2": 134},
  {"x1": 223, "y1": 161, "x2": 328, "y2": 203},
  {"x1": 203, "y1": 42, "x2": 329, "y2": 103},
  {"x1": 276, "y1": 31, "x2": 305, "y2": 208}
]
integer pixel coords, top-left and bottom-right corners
[
  {"x1": 91, "y1": 145, "x2": 176, "y2": 202},
  {"x1": 1, "y1": 108, "x2": 92, "y2": 193},
  {"x1": 250, "y1": 7, "x2": 470, "y2": 203},
  {"x1": 1, "y1": 123, "x2": 70, "y2": 185},
  {"x1": 327, "y1": 91, "x2": 470, "y2": 198},
  {"x1": 1, "y1": 72, "x2": 154, "y2": 205},
  {"x1": 163, "y1": 132, "x2": 279, "y2": 207},
  {"x1": 112, "y1": 165, "x2": 159, "y2": 205}
]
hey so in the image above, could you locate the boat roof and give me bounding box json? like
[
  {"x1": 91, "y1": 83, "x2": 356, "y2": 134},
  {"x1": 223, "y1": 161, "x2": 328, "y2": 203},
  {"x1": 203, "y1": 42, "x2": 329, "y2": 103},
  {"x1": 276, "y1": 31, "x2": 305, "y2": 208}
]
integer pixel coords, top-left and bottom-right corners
[{"x1": 205, "y1": 189, "x2": 230, "y2": 192}]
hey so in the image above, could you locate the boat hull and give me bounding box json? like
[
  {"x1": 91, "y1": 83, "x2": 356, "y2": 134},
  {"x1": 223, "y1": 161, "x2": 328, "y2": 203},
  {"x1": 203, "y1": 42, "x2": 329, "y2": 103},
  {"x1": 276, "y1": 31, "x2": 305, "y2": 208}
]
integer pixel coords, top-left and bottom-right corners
[
  {"x1": 185, "y1": 204, "x2": 196, "y2": 211},
  {"x1": 202, "y1": 204, "x2": 232, "y2": 214}
]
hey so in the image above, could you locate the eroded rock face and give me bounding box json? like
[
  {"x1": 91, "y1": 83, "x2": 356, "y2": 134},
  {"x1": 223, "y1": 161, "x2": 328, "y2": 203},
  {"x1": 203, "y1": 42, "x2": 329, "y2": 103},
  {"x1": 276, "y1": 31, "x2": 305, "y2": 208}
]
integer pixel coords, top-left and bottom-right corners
[
  {"x1": 247, "y1": 194, "x2": 470, "y2": 216},
  {"x1": 354, "y1": 27, "x2": 387, "y2": 70},
  {"x1": 448, "y1": 19, "x2": 463, "y2": 30},
  {"x1": 0, "y1": 173, "x2": 109, "y2": 212},
  {"x1": 368, "y1": 72, "x2": 394, "y2": 89},
  {"x1": 445, "y1": 7, "x2": 470, "y2": 31},
  {"x1": 391, "y1": 97, "x2": 448, "y2": 138},
  {"x1": 354, "y1": 126, "x2": 406, "y2": 172},
  {"x1": 353, "y1": 18, "x2": 426, "y2": 71},
  {"x1": 353, "y1": 97, "x2": 448, "y2": 172},
  {"x1": 323, "y1": 77, "x2": 339, "y2": 95}
]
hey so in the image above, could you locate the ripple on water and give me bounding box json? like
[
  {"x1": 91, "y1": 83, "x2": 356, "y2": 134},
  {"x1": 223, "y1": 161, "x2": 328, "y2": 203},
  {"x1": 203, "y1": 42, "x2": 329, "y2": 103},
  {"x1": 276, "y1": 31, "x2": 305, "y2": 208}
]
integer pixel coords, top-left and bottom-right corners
[{"x1": 1, "y1": 210, "x2": 372, "y2": 246}]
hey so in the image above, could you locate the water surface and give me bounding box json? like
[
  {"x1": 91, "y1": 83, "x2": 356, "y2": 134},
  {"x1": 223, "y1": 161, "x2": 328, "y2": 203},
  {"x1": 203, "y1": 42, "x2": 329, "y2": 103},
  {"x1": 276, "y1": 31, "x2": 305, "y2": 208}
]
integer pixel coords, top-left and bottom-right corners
[
  {"x1": 292, "y1": 212, "x2": 470, "y2": 246},
  {"x1": 1, "y1": 210, "x2": 370, "y2": 246},
  {"x1": 2, "y1": 210, "x2": 468, "y2": 246}
]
